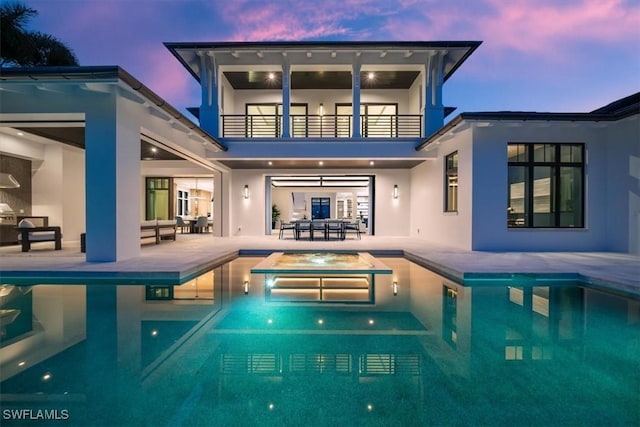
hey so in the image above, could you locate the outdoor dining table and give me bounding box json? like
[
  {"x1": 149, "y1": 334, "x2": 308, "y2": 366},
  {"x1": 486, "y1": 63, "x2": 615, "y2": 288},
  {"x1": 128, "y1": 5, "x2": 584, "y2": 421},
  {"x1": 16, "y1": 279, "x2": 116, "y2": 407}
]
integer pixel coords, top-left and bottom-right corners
[{"x1": 290, "y1": 219, "x2": 348, "y2": 241}]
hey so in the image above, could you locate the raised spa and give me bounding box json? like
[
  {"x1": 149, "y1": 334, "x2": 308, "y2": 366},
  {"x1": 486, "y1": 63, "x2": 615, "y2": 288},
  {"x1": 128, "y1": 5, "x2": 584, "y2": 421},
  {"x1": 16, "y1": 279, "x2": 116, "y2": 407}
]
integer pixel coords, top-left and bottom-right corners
[{"x1": 250, "y1": 252, "x2": 392, "y2": 275}]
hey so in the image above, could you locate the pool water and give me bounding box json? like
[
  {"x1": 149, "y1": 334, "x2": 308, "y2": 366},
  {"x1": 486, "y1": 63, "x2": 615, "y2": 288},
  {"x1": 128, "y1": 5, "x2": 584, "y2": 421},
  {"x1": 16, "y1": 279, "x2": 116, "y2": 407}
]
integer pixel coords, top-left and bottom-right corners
[{"x1": 0, "y1": 257, "x2": 638, "y2": 426}]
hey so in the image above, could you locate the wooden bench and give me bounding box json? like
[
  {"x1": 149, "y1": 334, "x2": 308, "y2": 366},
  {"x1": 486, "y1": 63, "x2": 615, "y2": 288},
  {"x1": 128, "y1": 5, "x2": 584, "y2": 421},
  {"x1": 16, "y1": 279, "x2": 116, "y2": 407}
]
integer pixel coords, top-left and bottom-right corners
[
  {"x1": 17, "y1": 226, "x2": 62, "y2": 252},
  {"x1": 80, "y1": 220, "x2": 177, "y2": 252},
  {"x1": 141, "y1": 220, "x2": 176, "y2": 245}
]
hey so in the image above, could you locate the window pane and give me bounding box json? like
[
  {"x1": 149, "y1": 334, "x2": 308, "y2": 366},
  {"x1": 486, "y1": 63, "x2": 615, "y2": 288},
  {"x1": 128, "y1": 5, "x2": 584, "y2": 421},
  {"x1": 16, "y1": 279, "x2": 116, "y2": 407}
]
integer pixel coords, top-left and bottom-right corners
[
  {"x1": 447, "y1": 175, "x2": 458, "y2": 211},
  {"x1": 247, "y1": 105, "x2": 279, "y2": 137},
  {"x1": 508, "y1": 166, "x2": 527, "y2": 227},
  {"x1": 507, "y1": 144, "x2": 528, "y2": 162},
  {"x1": 533, "y1": 167, "x2": 555, "y2": 227},
  {"x1": 533, "y1": 144, "x2": 555, "y2": 162},
  {"x1": 559, "y1": 167, "x2": 583, "y2": 227},
  {"x1": 445, "y1": 152, "x2": 458, "y2": 212}
]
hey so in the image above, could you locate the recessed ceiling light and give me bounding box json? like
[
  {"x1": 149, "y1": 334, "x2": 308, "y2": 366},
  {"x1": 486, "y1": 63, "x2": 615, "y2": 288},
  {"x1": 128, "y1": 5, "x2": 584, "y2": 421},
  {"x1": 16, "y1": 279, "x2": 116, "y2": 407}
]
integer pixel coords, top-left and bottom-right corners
[
  {"x1": 367, "y1": 72, "x2": 375, "y2": 80},
  {"x1": 268, "y1": 161, "x2": 273, "y2": 166},
  {"x1": 17, "y1": 132, "x2": 24, "y2": 136},
  {"x1": 369, "y1": 161, "x2": 374, "y2": 166},
  {"x1": 268, "y1": 72, "x2": 275, "y2": 80},
  {"x1": 151, "y1": 147, "x2": 157, "y2": 153},
  {"x1": 318, "y1": 161, "x2": 324, "y2": 166}
]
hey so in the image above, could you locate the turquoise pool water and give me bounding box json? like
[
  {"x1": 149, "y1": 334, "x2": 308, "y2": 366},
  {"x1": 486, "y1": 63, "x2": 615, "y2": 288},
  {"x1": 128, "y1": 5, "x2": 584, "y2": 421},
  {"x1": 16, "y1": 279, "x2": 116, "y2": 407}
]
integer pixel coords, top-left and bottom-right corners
[{"x1": 0, "y1": 256, "x2": 638, "y2": 426}]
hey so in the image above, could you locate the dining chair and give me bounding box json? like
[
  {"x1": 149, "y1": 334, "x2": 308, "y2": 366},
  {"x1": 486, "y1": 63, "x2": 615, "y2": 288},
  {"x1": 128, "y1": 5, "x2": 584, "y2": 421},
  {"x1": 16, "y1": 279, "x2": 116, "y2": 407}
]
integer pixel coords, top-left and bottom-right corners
[
  {"x1": 311, "y1": 220, "x2": 327, "y2": 240},
  {"x1": 344, "y1": 219, "x2": 361, "y2": 239},
  {"x1": 295, "y1": 220, "x2": 312, "y2": 240},
  {"x1": 195, "y1": 216, "x2": 210, "y2": 233},
  {"x1": 326, "y1": 220, "x2": 345, "y2": 240},
  {"x1": 279, "y1": 221, "x2": 296, "y2": 239},
  {"x1": 175, "y1": 216, "x2": 188, "y2": 233}
]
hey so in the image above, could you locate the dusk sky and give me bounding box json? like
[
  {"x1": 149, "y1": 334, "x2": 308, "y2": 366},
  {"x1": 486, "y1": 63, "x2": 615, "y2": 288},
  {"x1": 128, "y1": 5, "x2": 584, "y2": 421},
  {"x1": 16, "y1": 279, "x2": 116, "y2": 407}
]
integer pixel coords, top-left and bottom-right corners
[{"x1": 17, "y1": 0, "x2": 640, "y2": 120}]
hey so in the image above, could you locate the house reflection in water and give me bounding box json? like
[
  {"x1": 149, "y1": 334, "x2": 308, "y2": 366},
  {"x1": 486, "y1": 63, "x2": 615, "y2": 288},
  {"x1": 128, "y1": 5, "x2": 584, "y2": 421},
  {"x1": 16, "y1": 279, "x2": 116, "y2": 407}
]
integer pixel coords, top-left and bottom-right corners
[{"x1": 0, "y1": 258, "x2": 637, "y2": 426}]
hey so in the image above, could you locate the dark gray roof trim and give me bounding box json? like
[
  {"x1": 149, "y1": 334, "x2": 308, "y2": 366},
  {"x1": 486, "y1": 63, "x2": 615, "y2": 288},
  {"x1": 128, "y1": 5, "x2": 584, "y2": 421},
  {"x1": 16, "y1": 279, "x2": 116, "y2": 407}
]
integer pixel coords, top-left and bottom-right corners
[
  {"x1": 416, "y1": 95, "x2": 640, "y2": 151},
  {"x1": 0, "y1": 66, "x2": 227, "y2": 152},
  {"x1": 590, "y1": 92, "x2": 640, "y2": 115},
  {"x1": 164, "y1": 40, "x2": 481, "y2": 50}
]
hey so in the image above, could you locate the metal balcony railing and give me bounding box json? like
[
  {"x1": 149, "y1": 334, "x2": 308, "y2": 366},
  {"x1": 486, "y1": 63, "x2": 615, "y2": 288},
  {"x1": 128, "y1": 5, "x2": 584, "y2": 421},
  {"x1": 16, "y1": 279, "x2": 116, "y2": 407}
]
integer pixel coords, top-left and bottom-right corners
[{"x1": 221, "y1": 114, "x2": 422, "y2": 138}]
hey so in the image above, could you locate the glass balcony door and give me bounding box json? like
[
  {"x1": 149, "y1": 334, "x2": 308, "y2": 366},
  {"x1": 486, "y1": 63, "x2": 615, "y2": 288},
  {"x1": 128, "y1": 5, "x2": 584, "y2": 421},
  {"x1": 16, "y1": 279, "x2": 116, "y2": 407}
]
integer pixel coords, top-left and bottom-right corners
[
  {"x1": 336, "y1": 103, "x2": 398, "y2": 137},
  {"x1": 246, "y1": 103, "x2": 307, "y2": 137}
]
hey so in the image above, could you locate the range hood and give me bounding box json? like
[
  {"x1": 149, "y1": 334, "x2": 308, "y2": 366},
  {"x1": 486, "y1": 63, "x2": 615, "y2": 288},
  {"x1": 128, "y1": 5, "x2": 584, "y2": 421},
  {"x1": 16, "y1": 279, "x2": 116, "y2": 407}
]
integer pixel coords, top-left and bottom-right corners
[{"x1": 0, "y1": 173, "x2": 20, "y2": 189}]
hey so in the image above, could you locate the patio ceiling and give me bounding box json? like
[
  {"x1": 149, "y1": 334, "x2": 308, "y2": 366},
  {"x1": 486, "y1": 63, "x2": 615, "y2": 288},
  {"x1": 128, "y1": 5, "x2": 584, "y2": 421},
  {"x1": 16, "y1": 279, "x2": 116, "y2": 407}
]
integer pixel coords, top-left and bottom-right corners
[
  {"x1": 223, "y1": 71, "x2": 421, "y2": 90},
  {"x1": 15, "y1": 126, "x2": 184, "y2": 161},
  {"x1": 215, "y1": 159, "x2": 424, "y2": 169}
]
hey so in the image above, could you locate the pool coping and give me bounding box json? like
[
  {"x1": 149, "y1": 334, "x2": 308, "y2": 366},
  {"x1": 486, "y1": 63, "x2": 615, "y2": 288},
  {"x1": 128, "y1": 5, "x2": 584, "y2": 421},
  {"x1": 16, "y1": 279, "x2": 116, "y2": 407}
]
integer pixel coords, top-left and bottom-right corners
[{"x1": 1, "y1": 242, "x2": 638, "y2": 297}]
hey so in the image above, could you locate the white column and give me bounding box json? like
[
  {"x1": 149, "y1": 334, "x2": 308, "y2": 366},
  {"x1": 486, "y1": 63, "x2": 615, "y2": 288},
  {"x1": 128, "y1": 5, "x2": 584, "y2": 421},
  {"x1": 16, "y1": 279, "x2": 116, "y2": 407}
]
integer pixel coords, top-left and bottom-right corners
[
  {"x1": 424, "y1": 52, "x2": 445, "y2": 137},
  {"x1": 212, "y1": 170, "x2": 223, "y2": 236},
  {"x1": 352, "y1": 61, "x2": 362, "y2": 138},
  {"x1": 199, "y1": 52, "x2": 219, "y2": 137},
  {"x1": 219, "y1": 170, "x2": 232, "y2": 237},
  {"x1": 84, "y1": 95, "x2": 141, "y2": 261},
  {"x1": 281, "y1": 61, "x2": 291, "y2": 138}
]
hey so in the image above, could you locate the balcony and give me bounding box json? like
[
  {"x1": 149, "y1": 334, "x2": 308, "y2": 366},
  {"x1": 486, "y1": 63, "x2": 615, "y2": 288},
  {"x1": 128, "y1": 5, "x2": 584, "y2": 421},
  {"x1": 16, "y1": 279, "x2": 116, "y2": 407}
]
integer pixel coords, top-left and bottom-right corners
[{"x1": 221, "y1": 114, "x2": 422, "y2": 138}]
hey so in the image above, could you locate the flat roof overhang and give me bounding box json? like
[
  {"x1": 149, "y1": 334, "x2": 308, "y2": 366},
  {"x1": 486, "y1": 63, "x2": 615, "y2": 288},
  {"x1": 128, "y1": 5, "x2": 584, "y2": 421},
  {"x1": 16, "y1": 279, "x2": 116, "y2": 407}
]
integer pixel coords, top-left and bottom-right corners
[
  {"x1": 416, "y1": 107, "x2": 640, "y2": 151},
  {"x1": 0, "y1": 66, "x2": 227, "y2": 154},
  {"x1": 165, "y1": 40, "x2": 482, "y2": 86},
  {"x1": 209, "y1": 137, "x2": 434, "y2": 169}
]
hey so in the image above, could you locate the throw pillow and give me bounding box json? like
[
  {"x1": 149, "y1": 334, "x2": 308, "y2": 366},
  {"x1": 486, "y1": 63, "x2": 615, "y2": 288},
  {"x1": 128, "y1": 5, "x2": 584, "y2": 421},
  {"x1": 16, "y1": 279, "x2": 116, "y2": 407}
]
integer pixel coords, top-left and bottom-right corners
[{"x1": 18, "y1": 219, "x2": 36, "y2": 228}]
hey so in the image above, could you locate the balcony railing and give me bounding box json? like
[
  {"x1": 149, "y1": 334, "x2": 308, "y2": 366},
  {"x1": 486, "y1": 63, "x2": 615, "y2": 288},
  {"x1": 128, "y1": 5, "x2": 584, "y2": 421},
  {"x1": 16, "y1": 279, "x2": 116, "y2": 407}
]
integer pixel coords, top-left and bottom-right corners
[{"x1": 221, "y1": 114, "x2": 422, "y2": 138}]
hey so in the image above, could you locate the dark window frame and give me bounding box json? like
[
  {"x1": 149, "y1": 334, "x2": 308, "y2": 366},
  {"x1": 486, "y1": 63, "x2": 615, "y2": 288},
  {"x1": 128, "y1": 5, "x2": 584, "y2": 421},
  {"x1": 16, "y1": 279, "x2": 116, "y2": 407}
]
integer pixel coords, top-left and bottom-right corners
[
  {"x1": 507, "y1": 143, "x2": 585, "y2": 229},
  {"x1": 444, "y1": 151, "x2": 458, "y2": 213},
  {"x1": 245, "y1": 103, "x2": 308, "y2": 137},
  {"x1": 335, "y1": 103, "x2": 399, "y2": 137}
]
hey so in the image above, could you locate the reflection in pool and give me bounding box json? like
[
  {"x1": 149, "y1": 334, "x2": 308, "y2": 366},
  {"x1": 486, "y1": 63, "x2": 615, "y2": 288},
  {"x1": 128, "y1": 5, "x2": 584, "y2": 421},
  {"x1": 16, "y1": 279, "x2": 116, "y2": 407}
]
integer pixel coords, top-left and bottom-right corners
[{"x1": 0, "y1": 257, "x2": 638, "y2": 426}]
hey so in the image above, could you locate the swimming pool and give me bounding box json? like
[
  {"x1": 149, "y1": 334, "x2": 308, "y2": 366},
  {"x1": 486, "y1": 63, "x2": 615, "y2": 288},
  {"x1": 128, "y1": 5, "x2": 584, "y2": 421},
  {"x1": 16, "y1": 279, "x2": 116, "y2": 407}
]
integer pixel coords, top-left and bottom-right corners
[{"x1": 0, "y1": 256, "x2": 638, "y2": 426}]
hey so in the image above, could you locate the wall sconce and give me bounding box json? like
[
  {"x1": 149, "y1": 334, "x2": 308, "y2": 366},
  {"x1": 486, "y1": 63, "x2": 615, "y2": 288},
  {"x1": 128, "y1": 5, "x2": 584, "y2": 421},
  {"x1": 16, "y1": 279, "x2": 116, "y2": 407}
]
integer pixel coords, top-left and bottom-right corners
[
  {"x1": 243, "y1": 185, "x2": 249, "y2": 199},
  {"x1": 393, "y1": 281, "x2": 398, "y2": 296},
  {"x1": 244, "y1": 280, "x2": 249, "y2": 295},
  {"x1": 393, "y1": 185, "x2": 399, "y2": 199},
  {"x1": 319, "y1": 103, "x2": 324, "y2": 116}
]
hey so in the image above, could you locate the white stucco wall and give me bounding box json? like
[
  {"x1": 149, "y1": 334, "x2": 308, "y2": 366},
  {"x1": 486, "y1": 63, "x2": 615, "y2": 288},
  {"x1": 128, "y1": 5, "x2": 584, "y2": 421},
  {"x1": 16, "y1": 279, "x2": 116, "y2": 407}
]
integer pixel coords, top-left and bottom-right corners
[
  {"x1": 470, "y1": 123, "x2": 611, "y2": 251},
  {"x1": 32, "y1": 144, "x2": 63, "y2": 226},
  {"x1": 62, "y1": 148, "x2": 86, "y2": 243},
  {"x1": 374, "y1": 170, "x2": 411, "y2": 236},
  {"x1": 604, "y1": 117, "x2": 640, "y2": 253},
  {"x1": 229, "y1": 169, "x2": 412, "y2": 236},
  {"x1": 30, "y1": 144, "x2": 85, "y2": 243},
  {"x1": 408, "y1": 73, "x2": 422, "y2": 118},
  {"x1": 409, "y1": 129, "x2": 474, "y2": 250}
]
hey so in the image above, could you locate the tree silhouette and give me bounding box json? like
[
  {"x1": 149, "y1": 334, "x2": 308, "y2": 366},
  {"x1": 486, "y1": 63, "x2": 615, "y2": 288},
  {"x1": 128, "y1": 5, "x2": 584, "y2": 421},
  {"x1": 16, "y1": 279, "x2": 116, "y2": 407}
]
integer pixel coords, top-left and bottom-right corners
[{"x1": 1, "y1": 2, "x2": 79, "y2": 67}]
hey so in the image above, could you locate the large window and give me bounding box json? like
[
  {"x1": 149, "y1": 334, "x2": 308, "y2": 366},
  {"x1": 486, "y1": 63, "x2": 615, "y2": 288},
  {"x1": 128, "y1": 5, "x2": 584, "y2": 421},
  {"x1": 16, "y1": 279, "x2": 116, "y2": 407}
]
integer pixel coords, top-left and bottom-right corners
[
  {"x1": 177, "y1": 190, "x2": 189, "y2": 216},
  {"x1": 507, "y1": 143, "x2": 584, "y2": 228},
  {"x1": 444, "y1": 151, "x2": 458, "y2": 212},
  {"x1": 145, "y1": 178, "x2": 171, "y2": 220}
]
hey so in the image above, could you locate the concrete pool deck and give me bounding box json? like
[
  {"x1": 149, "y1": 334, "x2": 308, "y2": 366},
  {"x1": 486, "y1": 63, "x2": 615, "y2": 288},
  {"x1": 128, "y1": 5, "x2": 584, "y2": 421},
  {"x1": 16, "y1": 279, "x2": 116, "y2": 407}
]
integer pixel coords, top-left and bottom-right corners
[{"x1": 0, "y1": 234, "x2": 638, "y2": 296}]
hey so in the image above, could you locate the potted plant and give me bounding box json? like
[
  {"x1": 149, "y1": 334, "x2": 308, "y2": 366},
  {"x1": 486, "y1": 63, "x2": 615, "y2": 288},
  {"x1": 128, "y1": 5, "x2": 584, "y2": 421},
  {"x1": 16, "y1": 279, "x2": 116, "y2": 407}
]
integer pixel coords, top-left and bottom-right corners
[{"x1": 272, "y1": 204, "x2": 281, "y2": 229}]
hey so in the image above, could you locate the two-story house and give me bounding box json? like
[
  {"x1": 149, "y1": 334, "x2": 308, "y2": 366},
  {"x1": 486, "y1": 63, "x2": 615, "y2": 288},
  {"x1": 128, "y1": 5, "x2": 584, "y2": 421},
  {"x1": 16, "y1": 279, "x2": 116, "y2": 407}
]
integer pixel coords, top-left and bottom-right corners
[{"x1": 0, "y1": 41, "x2": 637, "y2": 262}]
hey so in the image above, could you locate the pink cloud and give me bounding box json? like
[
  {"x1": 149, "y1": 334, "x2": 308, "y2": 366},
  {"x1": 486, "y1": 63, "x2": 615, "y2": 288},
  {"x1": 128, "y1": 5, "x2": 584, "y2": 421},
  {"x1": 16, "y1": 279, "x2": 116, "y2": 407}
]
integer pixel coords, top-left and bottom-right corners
[
  {"x1": 380, "y1": 0, "x2": 639, "y2": 55},
  {"x1": 216, "y1": 0, "x2": 393, "y2": 41},
  {"x1": 138, "y1": 48, "x2": 198, "y2": 109}
]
